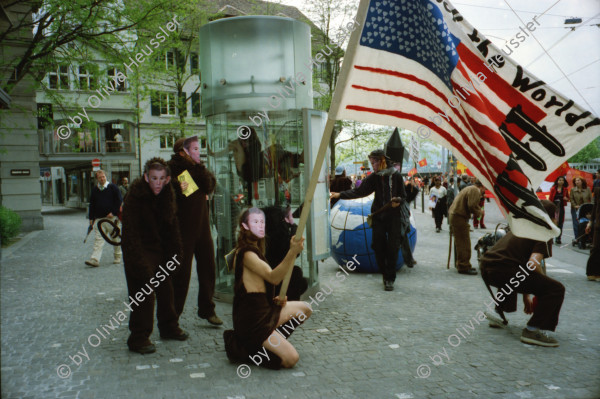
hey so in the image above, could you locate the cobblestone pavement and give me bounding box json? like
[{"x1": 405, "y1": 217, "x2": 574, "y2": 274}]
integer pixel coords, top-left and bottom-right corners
[{"x1": 1, "y1": 201, "x2": 599, "y2": 399}]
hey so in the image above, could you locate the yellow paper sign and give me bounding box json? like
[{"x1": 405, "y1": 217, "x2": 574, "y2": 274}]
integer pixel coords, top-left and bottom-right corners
[{"x1": 178, "y1": 170, "x2": 199, "y2": 197}]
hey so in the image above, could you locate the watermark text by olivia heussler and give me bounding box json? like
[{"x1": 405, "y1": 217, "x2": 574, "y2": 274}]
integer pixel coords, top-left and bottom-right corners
[
  {"x1": 235, "y1": 16, "x2": 361, "y2": 140},
  {"x1": 235, "y1": 254, "x2": 359, "y2": 378},
  {"x1": 414, "y1": 257, "x2": 541, "y2": 379},
  {"x1": 54, "y1": 15, "x2": 180, "y2": 140},
  {"x1": 55, "y1": 254, "x2": 180, "y2": 379}
]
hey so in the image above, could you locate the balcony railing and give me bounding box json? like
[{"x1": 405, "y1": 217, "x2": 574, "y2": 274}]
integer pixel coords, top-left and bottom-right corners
[
  {"x1": 106, "y1": 140, "x2": 133, "y2": 153},
  {"x1": 39, "y1": 130, "x2": 133, "y2": 155}
]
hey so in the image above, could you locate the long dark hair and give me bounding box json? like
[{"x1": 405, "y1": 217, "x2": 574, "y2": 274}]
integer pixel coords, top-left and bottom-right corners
[
  {"x1": 236, "y1": 207, "x2": 265, "y2": 254},
  {"x1": 553, "y1": 176, "x2": 568, "y2": 189}
]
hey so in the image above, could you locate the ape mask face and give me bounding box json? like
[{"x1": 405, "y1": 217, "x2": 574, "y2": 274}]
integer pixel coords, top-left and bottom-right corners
[
  {"x1": 184, "y1": 141, "x2": 201, "y2": 164},
  {"x1": 242, "y1": 212, "x2": 266, "y2": 239},
  {"x1": 144, "y1": 169, "x2": 171, "y2": 195}
]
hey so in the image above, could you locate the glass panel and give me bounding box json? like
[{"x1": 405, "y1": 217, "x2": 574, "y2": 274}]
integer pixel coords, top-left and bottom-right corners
[
  {"x1": 207, "y1": 109, "x2": 308, "y2": 295},
  {"x1": 199, "y1": 16, "x2": 312, "y2": 117}
]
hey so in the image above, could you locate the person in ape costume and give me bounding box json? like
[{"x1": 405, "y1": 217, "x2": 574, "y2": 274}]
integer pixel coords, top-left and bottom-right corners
[
  {"x1": 168, "y1": 136, "x2": 221, "y2": 325},
  {"x1": 261, "y1": 205, "x2": 308, "y2": 301},
  {"x1": 121, "y1": 158, "x2": 186, "y2": 354}
]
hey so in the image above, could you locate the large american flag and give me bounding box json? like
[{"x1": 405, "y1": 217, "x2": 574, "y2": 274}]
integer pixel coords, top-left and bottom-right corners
[{"x1": 330, "y1": 0, "x2": 600, "y2": 241}]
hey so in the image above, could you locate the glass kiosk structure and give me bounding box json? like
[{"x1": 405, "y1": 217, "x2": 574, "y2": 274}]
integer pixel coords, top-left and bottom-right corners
[{"x1": 199, "y1": 16, "x2": 330, "y2": 301}]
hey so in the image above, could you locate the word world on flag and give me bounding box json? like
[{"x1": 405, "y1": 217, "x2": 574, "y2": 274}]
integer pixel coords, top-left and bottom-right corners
[{"x1": 329, "y1": 0, "x2": 600, "y2": 241}]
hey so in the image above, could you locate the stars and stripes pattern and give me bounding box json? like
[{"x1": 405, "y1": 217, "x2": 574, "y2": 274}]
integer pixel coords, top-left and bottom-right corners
[{"x1": 331, "y1": 0, "x2": 600, "y2": 241}]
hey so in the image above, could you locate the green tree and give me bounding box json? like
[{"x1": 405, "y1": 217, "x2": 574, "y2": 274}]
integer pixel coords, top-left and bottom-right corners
[
  {"x1": 303, "y1": 0, "x2": 357, "y2": 173},
  {"x1": 0, "y1": 0, "x2": 169, "y2": 95},
  {"x1": 568, "y1": 137, "x2": 600, "y2": 163},
  {"x1": 117, "y1": 0, "x2": 212, "y2": 143}
]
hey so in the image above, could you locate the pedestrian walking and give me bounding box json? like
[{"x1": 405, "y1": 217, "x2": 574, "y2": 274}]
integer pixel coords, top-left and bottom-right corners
[
  {"x1": 585, "y1": 187, "x2": 600, "y2": 281},
  {"x1": 118, "y1": 177, "x2": 129, "y2": 200},
  {"x1": 85, "y1": 169, "x2": 123, "y2": 267},
  {"x1": 429, "y1": 176, "x2": 447, "y2": 233},
  {"x1": 549, "y1": 176, "x2": 569, "y2": 245},
  {"x1": 473, "y1": 192, "x2": 487, "y2": 229},
  {"x1": 570, "y1": 177, "x2": 592, "y2": 248},
  {"x1": 458, "y1": 174, "x2": 471, "y2": 191}
]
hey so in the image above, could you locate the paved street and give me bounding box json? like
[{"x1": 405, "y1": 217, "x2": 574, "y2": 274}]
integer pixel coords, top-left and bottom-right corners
[{"x1": 1, "y1": 199, "x2": 599, "y2": 399}]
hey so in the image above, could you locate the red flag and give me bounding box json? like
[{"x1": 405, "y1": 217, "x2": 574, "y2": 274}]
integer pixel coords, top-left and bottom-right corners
[
  {"x1": 328, "y1": 0, "x2": 600, "y2": 241},
  {"x1": 408, "y1": 168, "x2": 417, "y2": 177},
  {"x1": 544, "y1": 162, "x2": 569, "y2": 183},
  {"x1": 418, "y1": 158, "x2": 427, "y2": 167}
]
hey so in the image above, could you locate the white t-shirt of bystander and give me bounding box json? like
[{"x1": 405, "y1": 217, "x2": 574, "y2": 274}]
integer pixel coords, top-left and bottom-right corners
[{"x1": 429, "y1": 186, "x2": 447, "y2": 208}]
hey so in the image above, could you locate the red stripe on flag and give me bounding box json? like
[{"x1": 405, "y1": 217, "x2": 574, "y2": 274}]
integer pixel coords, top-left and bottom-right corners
[
  {"x1": 453, "y1": 62, "x2": 508, "y2": 128},
  {"x1": 346, "y1": 104, "x2": 497, "y2": 184},
  {"x1": 461, "y1": 113, "x2": 509, "y2": 173},
  {"x1": 354, "y1": 65, "x2": 447, "y2": 102},
  {"x1": 352, "y1": 66, "x2": 505, "y2": 175},
  {"x1": 349, "y1": 82, "x2": 504, "y2": 177},
  {"x1": 455, "y1": 44, "x2": 547, "y2": 125}
]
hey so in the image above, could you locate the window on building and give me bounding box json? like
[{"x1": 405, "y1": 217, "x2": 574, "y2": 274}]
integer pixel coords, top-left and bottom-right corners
[
  {"x1": 160, "y1": 132, "x2": 177, "y2": 149},
  {"x1": 191, "y1": 92, "x2": 201, "y2": 117},
  {"x1": 37, "y1": 103, "x2": 53, "y2": 129},
  {"x1": 78, "y1": 66, "x2": 96, "y2": 90},
  {"x1": 160, "y1": 93, "x2": 176, "y2": 115},
  {"x1": 107, "y1": 67, "x2": 126, "y2": 91},
  {"x1": 149, "y1": 92, "x2": 177, "y2": 116},
  {"x1": 190, "y1": 52, "x2": 199, "y2": 74},
  {"x1": 48, "y1": 65, "x2": 69, "y2": 90}
]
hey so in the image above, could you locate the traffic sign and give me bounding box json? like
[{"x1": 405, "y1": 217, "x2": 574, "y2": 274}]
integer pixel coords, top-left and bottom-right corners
[{"x1": 91, "y1": 158, "x2": 101, "y2": 167}]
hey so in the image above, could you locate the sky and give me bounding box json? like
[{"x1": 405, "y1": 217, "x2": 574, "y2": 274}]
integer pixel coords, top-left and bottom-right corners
[{"x1": 279, "y1": 0, "x2": 600, "y2": 120}]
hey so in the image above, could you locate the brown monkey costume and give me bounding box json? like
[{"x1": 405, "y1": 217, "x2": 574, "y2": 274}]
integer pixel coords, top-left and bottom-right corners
[
  {"x1": 168, "y1": 147, "x2": 218, "y2": 320},
  {"x1": 121, "y1": 158, "x2": 184, "y2": 352}
]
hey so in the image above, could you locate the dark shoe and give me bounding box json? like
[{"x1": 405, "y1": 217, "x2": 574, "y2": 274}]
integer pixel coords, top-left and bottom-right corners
[
  {"x1": 480, "y1": 223, "x2": 487, "y2": 229},
  {"x1": 436, "y1": 228, "x2": 440, "y2": 233},
  {"x1": 555, "y1": 238, "x2": 562, "y2": 245},
  {"x1": 520, "y1": 328, "x2": 559, "y2": 347},
  {"x1": 160, "y1": 330, "x2": 189, "y2": 341},
  {"x1": 384, "y1": 281, "x2": 394, "y2": 291},
  {"x1": 572, "y1": 239, "x2": 577, "y2": 247},
  {"x1": 579, "y1": 242, "x2": 585, "y2": 250},
  {"x1": 129, "y1": 344, "x2": 156, "y2": 354},
  {"x1": 407, "y1": 259, "x2": 417, "y2": 268},
  {"x1": 458, "y1": 268, "x2": 478, "y2": 275}
]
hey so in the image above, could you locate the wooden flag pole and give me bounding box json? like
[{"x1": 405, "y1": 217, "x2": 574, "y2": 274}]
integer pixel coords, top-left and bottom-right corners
[
  {"x1": 278, "y1": 118, "x2": 337, "y2": 298},
  {"x1": 278, "y1": 0, "x2": 370, "y2": 299}
]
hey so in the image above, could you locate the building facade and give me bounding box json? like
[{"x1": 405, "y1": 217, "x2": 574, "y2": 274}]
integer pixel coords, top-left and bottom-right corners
[{"x1": 0, "y1": 2, "x2": 44, "y2": 231}]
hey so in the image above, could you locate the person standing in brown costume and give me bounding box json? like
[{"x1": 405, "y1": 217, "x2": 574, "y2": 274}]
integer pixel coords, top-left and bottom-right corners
[
  {"x1": 168, "y1": 136, "x2": 222, "y2": 325},
  {"x1": 449, "y1": 180, "x2": 486, "y2": 275},
  {"x1": 121, "y1": 158, "x2": 187, "y2": 354}
]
